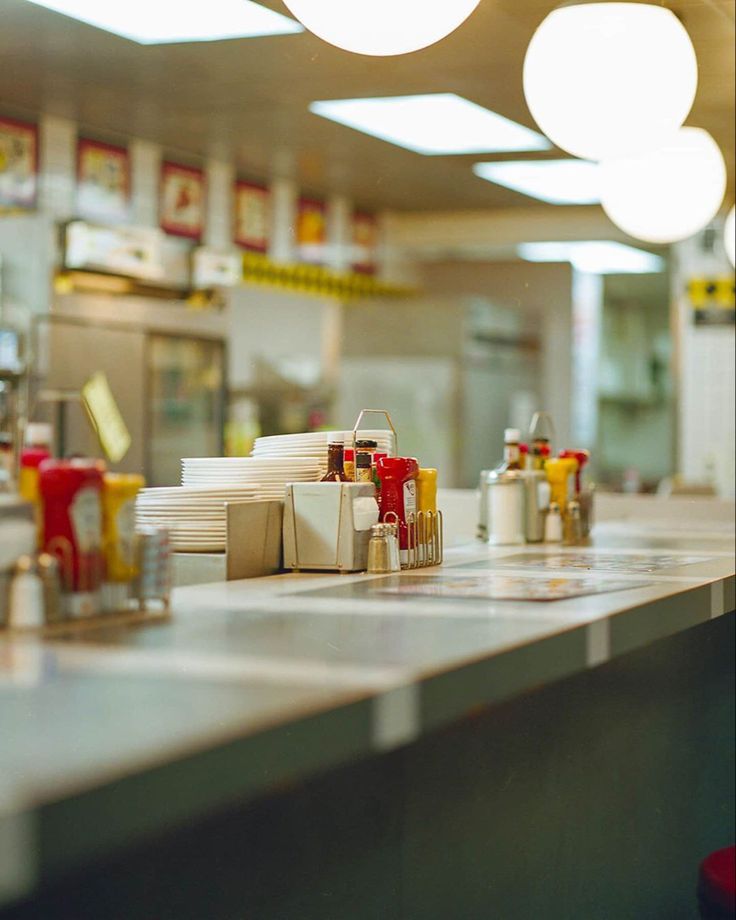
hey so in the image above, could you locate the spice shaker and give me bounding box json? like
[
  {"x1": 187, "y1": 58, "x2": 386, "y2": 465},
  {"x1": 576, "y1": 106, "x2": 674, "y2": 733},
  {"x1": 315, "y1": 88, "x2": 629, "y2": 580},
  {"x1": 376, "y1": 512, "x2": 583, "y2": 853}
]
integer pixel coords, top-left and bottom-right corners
[
  {"x1": 520, "y1": 470, "x2": 550, "y2": 543},
  {"x1": 544, "y1": 502, "x2": 564, "y2": 543},
  {"x1": 38, "y1": 552, "x2": 64, "y2": 623},
  {"x1": 7, "y1": 555, "x2": 45, "y2": 630},
  {"x1": 367, "y1": 524, "x2": 394, "y2": 574},
  {"x1": 384, "y1": 521, "x2": 401, "y2": 571},
  {"x1": 563, "y1": 500, "x2": 583, "y2": 545}
]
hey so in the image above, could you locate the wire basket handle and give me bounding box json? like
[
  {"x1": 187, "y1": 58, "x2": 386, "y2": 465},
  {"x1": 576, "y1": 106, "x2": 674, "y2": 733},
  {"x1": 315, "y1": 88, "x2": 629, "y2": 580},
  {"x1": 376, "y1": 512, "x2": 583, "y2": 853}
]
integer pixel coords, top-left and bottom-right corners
[{"x1": 351, "y1": 409, "x2": 398, "y2": 457}]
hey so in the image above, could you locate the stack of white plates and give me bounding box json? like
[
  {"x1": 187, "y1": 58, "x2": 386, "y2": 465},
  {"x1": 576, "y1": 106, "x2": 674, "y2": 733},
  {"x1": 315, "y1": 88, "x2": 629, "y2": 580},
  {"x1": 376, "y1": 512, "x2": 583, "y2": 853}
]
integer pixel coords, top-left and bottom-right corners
[
  {"x1": 181, "y1": 456, "x2": 322, "y2": 500},
  {"x1": 135, "y1": 486, "x2": 261, "y2": 552},
  {"x1": 251, "y1": 430, "x2": 396, "y2": 466}
]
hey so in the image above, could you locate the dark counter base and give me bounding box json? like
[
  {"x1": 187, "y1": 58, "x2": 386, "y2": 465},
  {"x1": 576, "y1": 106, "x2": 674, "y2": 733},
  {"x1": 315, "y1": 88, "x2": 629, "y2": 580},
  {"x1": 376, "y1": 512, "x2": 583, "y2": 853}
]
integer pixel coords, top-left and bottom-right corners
[{"x1": 5, "y1": 613, "x2": 733, "y2": 920}]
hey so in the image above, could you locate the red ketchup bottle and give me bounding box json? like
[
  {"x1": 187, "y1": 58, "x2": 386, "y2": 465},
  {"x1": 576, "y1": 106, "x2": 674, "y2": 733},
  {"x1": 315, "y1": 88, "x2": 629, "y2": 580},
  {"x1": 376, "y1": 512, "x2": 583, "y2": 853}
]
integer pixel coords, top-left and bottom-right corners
[
  {"x1": 39, "y1": 458, "x2": 106, "y2": 618},
  {"x1": 377, "y1": 457, "x2": 420, "y2": 566}
]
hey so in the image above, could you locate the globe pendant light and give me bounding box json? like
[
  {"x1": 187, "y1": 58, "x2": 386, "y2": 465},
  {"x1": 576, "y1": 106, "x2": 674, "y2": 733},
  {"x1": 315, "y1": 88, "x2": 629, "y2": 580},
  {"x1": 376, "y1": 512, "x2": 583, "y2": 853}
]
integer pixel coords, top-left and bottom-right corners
[
  {"x1": 600, "y1": 127, "x2": 726, "y2": 244},
  {"x1": 282, "y1": 0, "x2": 481, "y2": 56},
  {"x1": 523, "y1": 2, "x2": 698, "y2": 161},
  {"x1": 725, "y1": 207, "x2": 735, "y2": 268}
]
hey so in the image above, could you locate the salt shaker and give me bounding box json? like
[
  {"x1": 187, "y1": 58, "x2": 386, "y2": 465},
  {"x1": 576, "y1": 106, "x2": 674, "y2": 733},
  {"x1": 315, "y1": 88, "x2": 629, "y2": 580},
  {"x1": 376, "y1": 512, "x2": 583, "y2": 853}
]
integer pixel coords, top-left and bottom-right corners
[
  {"x1": 7, "y1": 556, "x2": 45, "y2": 630},
  {"x1": 544, "y1": 502, "x2": 564, "y2": 543},
  {"x1": 367, "y1": 524, "x2": 394, "y2": 574},
  {"x1": 38, "y1": 553, "x2": 64, "y2": 623},
  {"x1": 385, "y1": 522, "x2": 401, "y2": 572}
]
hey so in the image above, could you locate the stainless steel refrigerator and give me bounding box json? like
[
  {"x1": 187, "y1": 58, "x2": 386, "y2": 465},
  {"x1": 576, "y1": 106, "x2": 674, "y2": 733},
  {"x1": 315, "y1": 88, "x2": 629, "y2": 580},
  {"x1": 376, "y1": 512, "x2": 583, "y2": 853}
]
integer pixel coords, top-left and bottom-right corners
[{"x1": 35, "y1": 312, "x2": 226, "y2": 487}]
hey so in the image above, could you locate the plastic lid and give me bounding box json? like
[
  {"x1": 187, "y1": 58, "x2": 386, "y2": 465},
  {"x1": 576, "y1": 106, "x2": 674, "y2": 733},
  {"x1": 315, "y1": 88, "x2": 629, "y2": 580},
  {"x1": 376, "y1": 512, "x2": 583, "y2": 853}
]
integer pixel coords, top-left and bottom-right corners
[
  {"x1": 25, "y1": 422, "x2": 52, "y2": 446},
  {"x1": 504, "y1": 428, "x2": 521, "y2": 443}
]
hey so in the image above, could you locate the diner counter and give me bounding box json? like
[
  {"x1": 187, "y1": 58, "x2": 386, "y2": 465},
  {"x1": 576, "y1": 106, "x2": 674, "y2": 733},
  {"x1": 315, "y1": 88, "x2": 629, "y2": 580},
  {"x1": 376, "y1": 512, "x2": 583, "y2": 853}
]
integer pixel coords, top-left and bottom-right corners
[{"x1": 0, "y1": 511, "x2": 734, "y2": 909}]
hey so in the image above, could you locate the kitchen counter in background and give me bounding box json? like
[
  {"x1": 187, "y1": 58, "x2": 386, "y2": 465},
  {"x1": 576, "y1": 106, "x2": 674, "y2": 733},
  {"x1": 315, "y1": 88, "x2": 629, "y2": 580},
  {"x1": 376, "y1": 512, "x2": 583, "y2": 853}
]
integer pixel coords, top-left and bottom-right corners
[{"x1": 0, "y1": 496, "x2": 734, "y2": 920}]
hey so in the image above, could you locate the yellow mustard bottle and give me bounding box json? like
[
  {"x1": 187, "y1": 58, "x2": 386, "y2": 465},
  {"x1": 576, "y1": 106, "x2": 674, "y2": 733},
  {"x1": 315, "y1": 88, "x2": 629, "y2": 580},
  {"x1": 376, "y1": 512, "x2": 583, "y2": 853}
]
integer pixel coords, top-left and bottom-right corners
[
  {"x1": 545, "y1": 458, "x2": 578, "y2": 514},
  {"x1": 102, "y1": 473, "x2": 145, "y2": 586},
  {"x1": 416, "y1": 469, "x2": 438, "y2": 515}
]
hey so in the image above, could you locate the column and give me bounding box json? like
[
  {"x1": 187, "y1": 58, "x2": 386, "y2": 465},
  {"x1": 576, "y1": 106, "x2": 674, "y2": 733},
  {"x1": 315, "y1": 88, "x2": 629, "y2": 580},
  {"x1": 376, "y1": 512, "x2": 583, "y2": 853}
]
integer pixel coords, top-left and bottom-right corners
[
  {"x1": 326, "y1": 194, "x2": 352, "y2": 271},
  {"x1": 268, "y1": 177, "x2": 298, "y2": 264},
  {"x1": 129, "y1": 139, "x2": 161, "y2": 228},
  {"x1": 204, "y1": 159, "x2": 235, "y2": 250},
  {"x1": 38, "y1": 114, "x2": 76, "y2": 221}
]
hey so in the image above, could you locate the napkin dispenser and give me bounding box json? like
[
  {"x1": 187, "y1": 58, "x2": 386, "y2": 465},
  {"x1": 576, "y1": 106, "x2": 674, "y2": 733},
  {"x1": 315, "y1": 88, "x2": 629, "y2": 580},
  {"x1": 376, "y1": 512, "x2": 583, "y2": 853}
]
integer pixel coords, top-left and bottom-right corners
[{"x1": 283, "y1": 482, "x2": 380, "y2": 572}]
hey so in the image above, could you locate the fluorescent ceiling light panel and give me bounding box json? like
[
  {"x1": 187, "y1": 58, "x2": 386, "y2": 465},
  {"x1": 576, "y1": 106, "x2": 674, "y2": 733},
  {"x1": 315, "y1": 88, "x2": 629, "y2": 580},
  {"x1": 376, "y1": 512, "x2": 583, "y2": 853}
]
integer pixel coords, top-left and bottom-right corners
[
  {"x1": 309, "y1": 94, "x2": 551, "y2": 156},
  {"x1": 24, "y1": 0, "x2": 303, "y2": 44},
  {"x1": 473, "y1": 159, "x2": 601, "y2": 204},
  {"x1": 518, "y1": 241, "x2": 665, "y2": 274}
]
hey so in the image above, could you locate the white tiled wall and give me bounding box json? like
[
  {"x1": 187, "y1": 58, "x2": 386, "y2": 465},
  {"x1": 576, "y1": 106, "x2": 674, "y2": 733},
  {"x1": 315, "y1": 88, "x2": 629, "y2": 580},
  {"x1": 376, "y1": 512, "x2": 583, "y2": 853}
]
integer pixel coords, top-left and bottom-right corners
[{"x1": 674, "y1": 223, "x2": 736, "y2": 497}]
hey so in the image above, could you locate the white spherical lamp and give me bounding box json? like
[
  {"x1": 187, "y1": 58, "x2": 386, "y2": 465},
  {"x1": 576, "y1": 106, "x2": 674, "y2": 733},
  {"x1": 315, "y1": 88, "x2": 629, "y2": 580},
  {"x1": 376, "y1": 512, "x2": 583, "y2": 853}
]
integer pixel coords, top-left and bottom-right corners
[
  {"x1": 725, "y1": 207, "x2": 735, "y2": 268},
  {"x1": 600, "y1": 127, "x2": 726, "y2": 244},
  {"x1": 282, "y1": 0, "x2": 481, "y2": 56},
  {"x1": 523, "y1": 2, "x2": 698, "y2": 160}
]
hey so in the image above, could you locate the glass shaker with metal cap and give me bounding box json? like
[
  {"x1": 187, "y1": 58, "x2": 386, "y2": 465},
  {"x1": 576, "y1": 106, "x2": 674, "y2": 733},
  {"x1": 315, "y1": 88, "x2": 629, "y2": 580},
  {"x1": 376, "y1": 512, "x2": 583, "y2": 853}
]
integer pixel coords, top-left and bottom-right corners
[{"x1": 368, "y1": 524, "x2": 401, "y2": 575}]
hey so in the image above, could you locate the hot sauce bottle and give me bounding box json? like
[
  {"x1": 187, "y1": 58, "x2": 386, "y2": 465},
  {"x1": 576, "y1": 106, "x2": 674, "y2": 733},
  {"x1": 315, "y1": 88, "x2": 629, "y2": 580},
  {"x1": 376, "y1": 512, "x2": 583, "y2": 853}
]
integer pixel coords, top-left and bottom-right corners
[{"x1": 321, "y1": 443, "x2": 349, "y2": 482}]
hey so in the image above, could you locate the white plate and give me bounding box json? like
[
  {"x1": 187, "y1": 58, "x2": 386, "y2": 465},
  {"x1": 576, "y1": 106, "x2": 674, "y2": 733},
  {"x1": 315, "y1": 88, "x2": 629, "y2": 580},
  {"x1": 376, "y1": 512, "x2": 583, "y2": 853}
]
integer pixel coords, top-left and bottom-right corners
[
  {"x1": 157, "y1": 527, "x2": 227, "y2": 541},
  {"x1": 183, "y1": 456, "x2": 319, "y2": 464},
  {"x1": 139, "y1": 489, "x2": 260, "y2": 498},
  {"x1": 182, "y1": 464, "x2": 319, "y2": 471},
  {"x1": 138, "y1": 490, "x2": 260, "y2": 500},
  {"x1": 182, "y1": 467, "x2": 319, "y2": 472},
  {"x1": 181, "y1": 474, "x2": 316, "y2": 484},
  {"x1": 181, "y1": 468, "x2": 318, "y2": 476},
  {"x1": 253, "y1": 434, "x2": 330, "y2": 443}
]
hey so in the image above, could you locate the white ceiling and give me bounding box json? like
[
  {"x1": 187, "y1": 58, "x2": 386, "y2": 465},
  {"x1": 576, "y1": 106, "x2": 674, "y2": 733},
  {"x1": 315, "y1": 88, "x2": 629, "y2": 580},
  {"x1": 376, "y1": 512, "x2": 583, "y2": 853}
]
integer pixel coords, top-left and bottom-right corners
[{"x1": 0, "y1": 0, "x2": 733, "y2": 211}]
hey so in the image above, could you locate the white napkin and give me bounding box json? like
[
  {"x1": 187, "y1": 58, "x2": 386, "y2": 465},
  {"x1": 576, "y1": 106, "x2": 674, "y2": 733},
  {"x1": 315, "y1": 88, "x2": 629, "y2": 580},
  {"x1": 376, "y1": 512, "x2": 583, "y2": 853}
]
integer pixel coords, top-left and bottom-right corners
[{"x1": 352, "y1": 497, "x2": 380, "y2": 532}]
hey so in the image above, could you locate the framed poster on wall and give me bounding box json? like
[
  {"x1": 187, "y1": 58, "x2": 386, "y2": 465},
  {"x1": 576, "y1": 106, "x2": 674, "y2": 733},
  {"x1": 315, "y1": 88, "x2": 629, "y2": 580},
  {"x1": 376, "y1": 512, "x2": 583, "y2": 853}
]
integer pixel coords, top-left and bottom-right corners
[
  {"x1": 234, "y1": 181, "x2": 269, "y2": 252},
  {"x1": 352, "y1": 211, "x2": 378, "y2": 274},
  {"x1": 0, "y1": 115, "x2": 37, "y2": 209},
  {"x1": 296, "y1": 197, "x2": 327, "y2": 264},
  {"x1": 160, "y1": 162, "x2": 205, "y2": 240},
  {"x1": 77, "y1": 139, "x2": 130, "y2": 223}
]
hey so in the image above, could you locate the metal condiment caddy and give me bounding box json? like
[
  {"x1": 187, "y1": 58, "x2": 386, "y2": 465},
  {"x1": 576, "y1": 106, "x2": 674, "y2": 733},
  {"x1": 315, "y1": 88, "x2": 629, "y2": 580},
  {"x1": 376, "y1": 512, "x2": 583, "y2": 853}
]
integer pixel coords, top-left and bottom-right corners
[
  {"x1": 385, "y1": 509, "x2": 444, "y2": 569},
  {"x1": 284, "y1": 409, "x2": 443, "y2": 574},
  {"x1": 1, "y1": 529, "x2": 172, "y2": 637}
]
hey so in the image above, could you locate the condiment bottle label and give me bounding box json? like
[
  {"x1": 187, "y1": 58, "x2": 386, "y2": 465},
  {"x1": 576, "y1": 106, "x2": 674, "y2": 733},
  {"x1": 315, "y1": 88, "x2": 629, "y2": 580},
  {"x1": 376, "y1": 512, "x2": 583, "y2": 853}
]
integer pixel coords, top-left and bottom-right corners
[
  {"x1": 403, "y1": 480, "x2": 417, "y2": 517},
  {"x1": 70, "y1": 488, "x2": 102, "y2": 552},
  {"x1": 116, "y1": 498, "x2": 137, "y2": 566}
]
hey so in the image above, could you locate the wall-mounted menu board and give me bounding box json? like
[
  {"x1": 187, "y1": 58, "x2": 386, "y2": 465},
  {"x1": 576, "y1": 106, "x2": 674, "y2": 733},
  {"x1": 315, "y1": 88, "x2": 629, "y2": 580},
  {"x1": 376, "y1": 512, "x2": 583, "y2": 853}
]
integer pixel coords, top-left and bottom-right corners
[
  {"x1": 160, "y1": 162, "x2": 206, "y2": 240},
  {"x1": 77, "y1": 139, "x2": 130, "y2": 224},
  {"x1": 296, "y1": 197, "x2": 327, "y2": 265},
  {"x1": 0, "y1": 115, "x2": 37, "y2": 209},
  {"x1": 234, "y1": 181, "x2": 269, "y2": 253}
]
